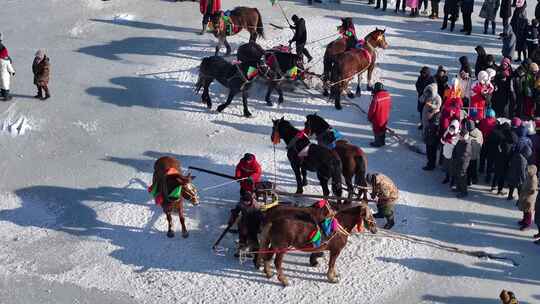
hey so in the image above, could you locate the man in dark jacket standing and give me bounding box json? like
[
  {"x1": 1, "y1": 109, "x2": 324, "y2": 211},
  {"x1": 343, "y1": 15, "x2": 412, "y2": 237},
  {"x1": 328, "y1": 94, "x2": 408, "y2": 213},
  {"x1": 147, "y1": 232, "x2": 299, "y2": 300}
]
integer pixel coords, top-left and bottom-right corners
[
  {"x1": 441, "y1": 0, "x2": 460, "y2": 31},
  {"x1": 415, "y1": 66, "x2": 435, "y2": 129},
  {"x1": 500, "y1": 0, "x2": 513, "y2": 34},
  {"x1": 289, "y1": 15, "x2": 313, "y2": 63},
  {"x1": 461, "y1": 0, "x2": 475, "y2": 35},
  {"x1": 423, "y1": 109, "x2": 441, "y2": 170},
  {"x1": 452, "y1": 128, "x2": 472, "y2": 198}
]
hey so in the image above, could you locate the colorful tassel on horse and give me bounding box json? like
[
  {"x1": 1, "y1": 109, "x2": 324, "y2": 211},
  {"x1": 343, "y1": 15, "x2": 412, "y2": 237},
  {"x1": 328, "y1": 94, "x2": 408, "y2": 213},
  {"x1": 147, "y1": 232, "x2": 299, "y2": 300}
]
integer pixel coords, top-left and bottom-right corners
[
  {"x1": 246, "y1": 66, "x2": 258, "y2": 80},
  {"x1": 308, "y1": 229, "x2": 322, "y2": 248},
  {"x1": 287, "y1": 66, "x2": 298, "y2": 80},
  {"x1": 321, "y1": 218, "x2": 334, "y2": 236}
]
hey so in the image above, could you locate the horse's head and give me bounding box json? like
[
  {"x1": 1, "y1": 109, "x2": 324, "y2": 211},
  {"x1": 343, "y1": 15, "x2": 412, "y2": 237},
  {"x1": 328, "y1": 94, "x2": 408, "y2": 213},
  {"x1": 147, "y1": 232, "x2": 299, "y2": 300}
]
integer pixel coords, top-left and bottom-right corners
[
  {"x1": 304, "y1": 113, "x2": 329, "y2": 136},
  {"x1": 271, "y1": 116, "x2": 285, "y2": 144},
  {"x1": 181, "y1": 173, "x2": 199, "y2": 205},
  {"x1": 210, "y1": 11, "x2": 224, "y2": 35},
  {"x1": 358, "y1": 202, "x2": 378, "y2": 234},
  {"x1": 367, "y1": 28, "x2": 388, "y2": 49},
  {"x1": 340, "y1": 17, "x2": 353, "y2": 31},
  {"x1": 311, "y1": 199, "x2": 336, "y2": 219}
]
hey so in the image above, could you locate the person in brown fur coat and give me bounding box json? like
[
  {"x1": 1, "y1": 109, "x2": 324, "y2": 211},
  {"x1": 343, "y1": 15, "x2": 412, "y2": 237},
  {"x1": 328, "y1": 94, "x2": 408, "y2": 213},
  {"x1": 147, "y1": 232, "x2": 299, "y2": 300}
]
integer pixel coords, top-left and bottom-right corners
[
  {"x1": 32, "y1": 50, "x2": 50, "y2": 100},
  {"x1": 366, "y1": 172, "x2": 399, "y2": 229}
]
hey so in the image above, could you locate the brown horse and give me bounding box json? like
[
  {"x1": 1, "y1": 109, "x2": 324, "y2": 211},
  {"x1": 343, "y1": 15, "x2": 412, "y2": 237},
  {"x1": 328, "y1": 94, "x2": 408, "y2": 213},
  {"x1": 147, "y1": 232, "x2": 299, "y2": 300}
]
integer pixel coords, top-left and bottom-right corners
[
  {"x1": 210, "y1": 7, "x2": 264, "y2": 56},
  {"x1": 241, "y1": 199, "x2": 336, "y2": 267},
  {"x1": 305, "y1": 114, "x2": 369, "y2": 200},
  {"x1": 329, "y1": 29, "x2": 389, "y2": 110},
  {"x1": 151, "y1": 156, "x2": 199, "y2": 238},
  {"x1": 260, "y1": 203, "x2": 377, "y2": 286},
  {"x1": 322, "y1": 17, "x2": 355, "y2": 97}
]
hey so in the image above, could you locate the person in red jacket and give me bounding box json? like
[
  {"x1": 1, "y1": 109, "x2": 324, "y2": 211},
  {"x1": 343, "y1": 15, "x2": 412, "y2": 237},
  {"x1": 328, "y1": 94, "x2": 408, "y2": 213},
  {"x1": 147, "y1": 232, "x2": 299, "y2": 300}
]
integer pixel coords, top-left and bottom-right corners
[
  {"x1": 199, "y1": 0, "x2": 221, "y2": 35},
  {"x1": 235, "y1": 153, "x2": 262, "y2": 196},
  {"x1": 368, "y1": 82, "x2": 392, "y2": 147}
]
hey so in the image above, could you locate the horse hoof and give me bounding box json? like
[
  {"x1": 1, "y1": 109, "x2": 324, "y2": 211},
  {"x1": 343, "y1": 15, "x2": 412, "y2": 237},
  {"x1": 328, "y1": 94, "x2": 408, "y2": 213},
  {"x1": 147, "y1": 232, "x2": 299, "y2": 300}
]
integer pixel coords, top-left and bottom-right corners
[
  {"x1": 265, "y1": 100, "x2": 273, "y2": 107},
  {"x1": 328, "y1": 277, "x2": 339, "y2": 284},
  {"x1": 295, "y1": 189, "x2": 303, "y2": 194},
  {"x1": 216, "y1": 105, "x2": 225, "y2": 113},
  {"x1": 244, "y1": 111, "x2": 253, "y2": 118},
  {"x1": 182, "y1": 231, "x2": 189, "y2": 238},
  {"x1": 278, "y1": 98, "x2": 284, "y2": 104},
  {"x1": 335, "y1": 104, "x2": 343, "y2": 110},
  {"x1": 309, "y1": 261, "x2": 319, "y2": 267},
  {"x1": 302, "y1": 180, "x2": 308, "y2": 186},
  {"x1": 347, "y1": 92, "x2": 355, "y2": 99},
  {"x1": 278, "y1": 276, "x2": 289, "y2": 286},
  {"x1": 323, "y1": 90, "x2": 329, "y2": 97},
  {"x1": 167, "y1": 231, "x2": 175, "y2": 238},
  {"x1": 206, "y1": 102, "x2": 212, "y2": 109}
]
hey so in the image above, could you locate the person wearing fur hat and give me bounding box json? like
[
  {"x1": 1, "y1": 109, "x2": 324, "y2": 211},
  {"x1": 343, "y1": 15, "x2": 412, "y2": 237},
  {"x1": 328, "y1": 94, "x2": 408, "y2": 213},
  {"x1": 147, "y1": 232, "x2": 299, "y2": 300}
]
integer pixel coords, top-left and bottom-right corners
[
  {"x1": 32, "y1": 50, "x2": 51, "y2": 100},
  {"x1": 423, "y1": 97, "x2": 442, "y2": 171},
  {"x1": 368, "y1": 82, "x2": 392, "y2": 147},
  {"x1": 470, "y1": 71, "x2": 495, "y2": 121},
  {"x1": 0, "y1": 49, "x2": 15, "y2": 101},
  {"x1": 466, "y1": 120, "x2": 484, "y2": 184},
  {"x1": 441, "y1": 119, "x2": 460, "y2": 184},
  {"x1": 366, "y1": 172, "x2": 398, "y2": 229},
  {"x1": 452, "y1": 127, "x2": 472, "y2": 197},
  {"x1": 517, "y1": 164, "x2": 537, "y2": 230},
  {"x1": 416, "y1": 67, "x2": 435, "y2": 129}
]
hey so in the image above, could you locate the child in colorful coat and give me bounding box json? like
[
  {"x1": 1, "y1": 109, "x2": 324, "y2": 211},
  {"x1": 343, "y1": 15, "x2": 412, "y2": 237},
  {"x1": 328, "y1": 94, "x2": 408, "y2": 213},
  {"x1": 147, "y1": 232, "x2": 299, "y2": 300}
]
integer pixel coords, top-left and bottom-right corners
[
  {"x1": 366, "y1": 172, "x2": 399, "y2": 229},
  {"x1": 470, "y1": 70, "x2": 495, "y2": 121}
]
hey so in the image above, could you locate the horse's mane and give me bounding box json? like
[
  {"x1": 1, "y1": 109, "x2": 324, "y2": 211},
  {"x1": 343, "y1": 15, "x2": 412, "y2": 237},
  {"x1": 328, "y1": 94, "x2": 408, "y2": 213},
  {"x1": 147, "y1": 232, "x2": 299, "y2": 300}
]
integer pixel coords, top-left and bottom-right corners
[
  {"x1": 167, "y1": 173, "x2": 191, "y2": 186},
  {"x1": 307, "y1": 114, "x2": 330, "y2": 131}
]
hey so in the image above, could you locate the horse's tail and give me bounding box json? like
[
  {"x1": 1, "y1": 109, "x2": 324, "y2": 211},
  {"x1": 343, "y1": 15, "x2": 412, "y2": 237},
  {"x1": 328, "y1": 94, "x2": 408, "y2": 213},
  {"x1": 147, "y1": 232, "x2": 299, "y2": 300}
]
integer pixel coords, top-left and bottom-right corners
[
  {"x1": 195, "y1": 58, "x2": 210, "y2": 94},
  {"x1": 323, "y1": 52, "x2": 333, "y2": 82},
  {"x1": 329, "y1": 57, "x2": 342, "y2": 96},
  {"x1": 159, "y1": 173, "x2": 170, "y2": 207},
  {"x1": 255, "y1": 8, "x2": 265, "y2": 39},
  {"x1": 353, "y1": 147, "x2": 368, "y2": 198},
  {"x1": 195, "y1": 69, "x2": 203, "y2": 94}
]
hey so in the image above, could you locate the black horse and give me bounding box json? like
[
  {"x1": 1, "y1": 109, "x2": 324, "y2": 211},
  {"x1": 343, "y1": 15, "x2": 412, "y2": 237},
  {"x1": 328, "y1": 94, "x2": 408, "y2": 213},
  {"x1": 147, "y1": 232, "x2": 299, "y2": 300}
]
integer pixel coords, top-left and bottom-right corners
[
  {"x1": 236, "y1": 43, "x2": 304, "y2": 106},
  {"x1": 271, "y1": 117, "x2": 343, "y2": 197},
  {"x1": 263, "y1": 50, "x2": 304, "y2": 105},
  {"x1": 195, "y1": 56, "x2": 268, "y2": 117},
  {"x1": 304, "y1": 114, "x2": 368, "y2": 200}
]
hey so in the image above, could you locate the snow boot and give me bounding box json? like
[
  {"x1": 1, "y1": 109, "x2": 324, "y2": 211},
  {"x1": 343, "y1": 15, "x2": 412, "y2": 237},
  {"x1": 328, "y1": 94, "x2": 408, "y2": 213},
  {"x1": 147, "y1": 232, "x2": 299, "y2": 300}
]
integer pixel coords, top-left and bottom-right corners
[
  {"x1": 383, "y1": 215, "x2": 395, "y2": 230},
  {"x1": 519, "y1": 212, "x2": 532, "y2": 231}
]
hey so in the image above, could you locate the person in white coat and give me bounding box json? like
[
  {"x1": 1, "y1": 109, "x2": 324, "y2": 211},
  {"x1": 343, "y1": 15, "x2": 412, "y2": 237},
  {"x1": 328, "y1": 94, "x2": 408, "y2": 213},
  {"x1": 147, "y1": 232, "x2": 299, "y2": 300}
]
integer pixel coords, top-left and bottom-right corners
[{"x1": 0, "y1": 54, "x2": 15, "y2": 101}]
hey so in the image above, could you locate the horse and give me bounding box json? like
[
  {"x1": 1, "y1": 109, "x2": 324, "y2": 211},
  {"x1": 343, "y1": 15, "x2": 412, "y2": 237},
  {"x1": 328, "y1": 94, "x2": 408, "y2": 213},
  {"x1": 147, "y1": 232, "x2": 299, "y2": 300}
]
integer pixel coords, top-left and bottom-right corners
[
  {"x1": 323, "y1": 18, "x2": 355, "y2": 87},
  {"x1": 195, "y1": 56, "x2": 268, "y2": 117},
  {"x1": 329, "y1": 28, "x2": 389, "y2": 110},
  {"x1": 271, "y1": 117, "x2": 343, "y2": 197},
  {"x1": 240, "y1": 199, "x2": 336, "y2": 267},
  {"x1": 262, "y1": 49, "x2": 304, "y2": 106},
  {"x1": 210, "y1": 7, "x2": 264, "y2": 56},
  {"x1": 235, "y1": 43, "x2": 304, "y2": 106},
  {"x1": 151, "y1": 156, "x2": 199, "y2": 238},
  {"x1": 305, "y1": 113, "x2": 369, "y2": 200},
  {"x1": 260, "y1": 203, "x2": 377, "y2": 286}
]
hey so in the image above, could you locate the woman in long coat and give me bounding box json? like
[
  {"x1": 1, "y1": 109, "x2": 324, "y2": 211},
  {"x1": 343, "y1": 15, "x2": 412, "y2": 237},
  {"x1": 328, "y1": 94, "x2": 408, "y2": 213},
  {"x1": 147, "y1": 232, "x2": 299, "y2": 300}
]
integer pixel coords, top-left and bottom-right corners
[
  {"x1": 32, "y1": 50, "x2": 51, "y2": 100},
  {"x1": 480, "y1": 0, "x2": 501, "y2": 35},
  {"x1": 511, "y1": 6, "x2": 529, "y2": 61},
  {"x1": 500, "y1": 0, "x2": 512, "y2": 33}
]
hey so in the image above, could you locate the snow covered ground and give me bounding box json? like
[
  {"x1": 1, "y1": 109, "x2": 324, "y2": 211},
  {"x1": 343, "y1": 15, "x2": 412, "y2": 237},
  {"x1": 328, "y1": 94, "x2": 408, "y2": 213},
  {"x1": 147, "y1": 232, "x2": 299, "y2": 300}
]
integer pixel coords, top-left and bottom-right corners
[{"x1": 0, "y1": 0, "x2": 539, "y2": 303}]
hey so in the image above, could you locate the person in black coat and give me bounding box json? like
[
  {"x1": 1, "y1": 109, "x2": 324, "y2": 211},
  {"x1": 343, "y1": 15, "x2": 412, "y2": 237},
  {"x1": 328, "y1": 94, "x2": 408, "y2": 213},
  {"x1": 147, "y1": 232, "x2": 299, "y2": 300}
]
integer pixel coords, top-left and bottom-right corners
[
  {"x1": 435, "y1": 65, "x2": 449, "y2": 98},
  {"x1": 527, "y1": 19, "x2": 539, "y2": 56},
  {"x1": 375, "y1": 0, "x2": 388, "y2": 11},
  {"x1": 289, "y1": 15, "x2": 313, "y2": 63},
  {"x1": 459, "y1": 55, "x2": 473, "y2": 76},
  {"x1": 461, "y1": 0, "x2": 475, "y2": 35},
  {"x1": 441, "y1": 0, "x2": 460, "y2": 31},
  {"x1": 452, "y1": 128, "x2": 473, "y2": 198},
  {"x1": 492, "y1": 69, "x2": 515, "y2": 117},
  {"x1": 536, "y1": 0, "x2": 540, "y2": 21},
  {"x1": 511, "y1": 6, "x2": 530, "y2": 61},
  {"x1": 500, "y1": 0, "x2": 513, "y2": 34},
  {"x1": 491, "y1": 123, "x2": 518, "y2": 194},
  {"x1": 423, "y1": 111, "x2": 441, "y2": 170},
  {"x1": 475, "y1": 45, "x2": 490, "y2": 77},
  {"x1": 512, "y1": 64, "x2": 528, "y2": 116},
  {"x1": 416, "y1": 66, "x2": 435, "y2": 129},
  {"x1": 507, "y1": 126, "x2": 533, "y2": 199}
]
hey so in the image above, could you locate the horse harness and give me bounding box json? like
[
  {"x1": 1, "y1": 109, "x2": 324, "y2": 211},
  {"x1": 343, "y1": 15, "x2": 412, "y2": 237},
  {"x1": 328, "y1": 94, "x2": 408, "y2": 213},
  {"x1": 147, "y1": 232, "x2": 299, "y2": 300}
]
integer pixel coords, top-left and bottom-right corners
[{"x1": 286, "y1": 130, "x2": 312, "y2": 161}]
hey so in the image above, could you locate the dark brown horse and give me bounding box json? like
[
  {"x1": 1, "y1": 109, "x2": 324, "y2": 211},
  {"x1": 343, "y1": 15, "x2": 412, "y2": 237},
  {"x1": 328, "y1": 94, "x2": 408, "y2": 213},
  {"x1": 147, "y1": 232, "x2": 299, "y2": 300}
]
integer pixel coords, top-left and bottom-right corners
[
  {"x1": 323, "y1": 17, "x2": 355, "y2": 97},
  {"x1": 329, "y1": 29, "x2": 389, "y2": 109},
  {"x1": 210, "y1": 7, "x2": 264, "y2": 56},
  {"x1": 151, "y1": 156, "x2": 199, "y2": 238},
  {"x1": 305, "y1": 114, "x2": 368, "y2": 200},
  {"x1": 260, "y1": 203, "x2": 377, "y2": 286},
  {"x1": 240, "y1": 199, "x2": 336, "y2": 267}
]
